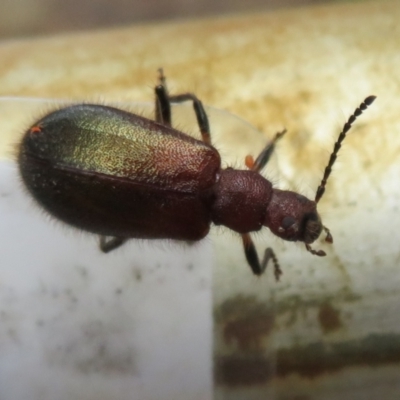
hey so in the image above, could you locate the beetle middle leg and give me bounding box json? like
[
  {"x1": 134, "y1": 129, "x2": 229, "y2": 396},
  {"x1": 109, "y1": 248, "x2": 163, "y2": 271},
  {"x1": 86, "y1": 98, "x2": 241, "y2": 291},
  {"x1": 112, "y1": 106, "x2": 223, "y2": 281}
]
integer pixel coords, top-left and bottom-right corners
[{"x1": 155, "y1": 69, "x2": 211, "y2": 145}]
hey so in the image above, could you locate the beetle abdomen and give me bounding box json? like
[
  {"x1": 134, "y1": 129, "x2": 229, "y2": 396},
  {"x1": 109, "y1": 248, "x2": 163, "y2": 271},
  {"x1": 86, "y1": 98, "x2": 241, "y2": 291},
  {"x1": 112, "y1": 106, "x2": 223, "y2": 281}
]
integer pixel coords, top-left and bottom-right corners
[{"x1": 18, "y1": 104, "x2": 220, "y2": 240}]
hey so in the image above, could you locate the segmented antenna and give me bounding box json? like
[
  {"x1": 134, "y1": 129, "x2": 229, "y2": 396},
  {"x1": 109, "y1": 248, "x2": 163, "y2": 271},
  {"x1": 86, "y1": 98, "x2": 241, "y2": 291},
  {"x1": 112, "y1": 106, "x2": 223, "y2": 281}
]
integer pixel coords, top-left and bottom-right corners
[{"x1": 315, "y1": 95, "x2": 376, "y2": 204}]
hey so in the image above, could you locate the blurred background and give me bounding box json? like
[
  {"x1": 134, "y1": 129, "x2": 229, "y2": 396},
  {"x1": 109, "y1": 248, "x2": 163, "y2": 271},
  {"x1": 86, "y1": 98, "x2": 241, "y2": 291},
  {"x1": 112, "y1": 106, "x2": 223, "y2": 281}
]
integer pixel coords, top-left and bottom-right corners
[{"x1": 0, "y1": 0, "x2": 361, "y2": 39}]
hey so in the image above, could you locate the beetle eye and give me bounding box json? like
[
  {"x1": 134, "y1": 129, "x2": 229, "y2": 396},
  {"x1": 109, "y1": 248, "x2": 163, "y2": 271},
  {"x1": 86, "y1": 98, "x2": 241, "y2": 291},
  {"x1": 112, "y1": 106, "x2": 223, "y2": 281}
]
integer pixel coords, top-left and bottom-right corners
[
  {"x1": 280, "y1": 216, "x2": 299, "y2": 241},
  {"x1": 282, "y1": 216, "x2": 296, "y2": 229}
]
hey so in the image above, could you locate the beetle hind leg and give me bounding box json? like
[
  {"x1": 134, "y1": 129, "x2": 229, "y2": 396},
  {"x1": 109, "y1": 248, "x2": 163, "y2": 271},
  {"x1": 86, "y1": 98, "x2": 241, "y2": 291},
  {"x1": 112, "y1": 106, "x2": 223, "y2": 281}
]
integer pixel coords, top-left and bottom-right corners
[
  {"x1": 154, "y1": 69, "x2": 211, "y2": 145},
  {"x1": 155, "y1": 68, "x2": 172, "y2": 125},
  {"x1": 168, "y1": 93, "x2": 211, "y2": 145},
  {"x1": 241, "y1": 233, "x2": 282, "y2": 281}
]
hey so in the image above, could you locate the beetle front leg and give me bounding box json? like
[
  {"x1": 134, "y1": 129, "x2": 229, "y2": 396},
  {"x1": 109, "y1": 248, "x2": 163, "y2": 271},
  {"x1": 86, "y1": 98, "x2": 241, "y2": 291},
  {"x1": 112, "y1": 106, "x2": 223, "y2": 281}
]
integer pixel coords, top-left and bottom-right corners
[
  {"x1": 241, "y1": 233, "x2": 282, "y2": 281},
  {"x1": 99, "y1": 236, "x2": 127, "y2": 253}
]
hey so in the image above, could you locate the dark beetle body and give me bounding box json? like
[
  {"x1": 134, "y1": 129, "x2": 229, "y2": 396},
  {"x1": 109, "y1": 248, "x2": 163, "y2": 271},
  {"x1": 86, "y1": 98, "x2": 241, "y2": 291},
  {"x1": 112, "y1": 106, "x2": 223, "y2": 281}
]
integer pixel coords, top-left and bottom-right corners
[
  {"x1": 17, "y1": 70, "x2": 375, "y2": 279},
  {"x1": 20, "y1": 105, "x2": 219, "y2": 240},
  {"x1": 19, "y1": 104, "x2": 274, "y2": 241}
]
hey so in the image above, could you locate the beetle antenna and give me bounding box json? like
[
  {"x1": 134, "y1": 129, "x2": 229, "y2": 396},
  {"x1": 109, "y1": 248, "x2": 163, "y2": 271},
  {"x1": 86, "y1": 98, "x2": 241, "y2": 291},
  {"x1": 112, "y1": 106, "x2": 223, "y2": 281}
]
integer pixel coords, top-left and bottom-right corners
[{"x1": 315, "y1": 95, "x2": 376, "y2": 204}]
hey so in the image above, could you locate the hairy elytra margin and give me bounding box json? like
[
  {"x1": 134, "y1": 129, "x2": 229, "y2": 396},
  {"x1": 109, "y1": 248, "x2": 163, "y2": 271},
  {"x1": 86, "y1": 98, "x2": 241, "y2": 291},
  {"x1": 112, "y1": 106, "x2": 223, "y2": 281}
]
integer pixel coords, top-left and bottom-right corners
[{"x1": 18, "y1": 70, "x2": 376, "y2": 280}]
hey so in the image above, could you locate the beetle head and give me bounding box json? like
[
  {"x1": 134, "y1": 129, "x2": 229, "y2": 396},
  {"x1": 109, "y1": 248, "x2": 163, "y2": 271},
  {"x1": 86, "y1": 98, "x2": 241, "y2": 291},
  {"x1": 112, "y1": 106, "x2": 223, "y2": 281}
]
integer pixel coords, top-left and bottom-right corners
[{"x1": 264, "y1": 189, "x2": 330, "y2": 256}]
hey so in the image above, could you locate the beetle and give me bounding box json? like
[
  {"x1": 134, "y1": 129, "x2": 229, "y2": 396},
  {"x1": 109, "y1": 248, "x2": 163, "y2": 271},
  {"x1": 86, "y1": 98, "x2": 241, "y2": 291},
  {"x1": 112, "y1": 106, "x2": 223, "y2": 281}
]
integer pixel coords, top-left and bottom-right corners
[{"x1": 18, "y1": 70, "x2": 375, "y2": 280}]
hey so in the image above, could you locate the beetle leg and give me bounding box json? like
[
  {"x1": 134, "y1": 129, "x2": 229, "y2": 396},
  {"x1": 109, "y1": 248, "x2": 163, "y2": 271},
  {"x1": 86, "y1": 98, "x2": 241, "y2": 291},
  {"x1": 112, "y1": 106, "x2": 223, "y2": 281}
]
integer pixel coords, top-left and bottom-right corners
[
  {"x1": 249, "y1": 129, "x2": 287, "y2": 173},
  {"x1": 241, "y1": 233, "x2": 282, "y2": 281},
  {"x1": 323, "y1": 225, "x2": 333, "y2": 243},
  {"x1": 168, "y1": 93, "x2": 211, "y2": 146},
  {"x1": 99, "y1": 236, "x2": 127, "y2": 253},
  {"x1": 155, "y1": 68, "x2": 172, "y2": 125},
  {"x1": 154, "y1": 70, "x2": 211, "y2": 144}
]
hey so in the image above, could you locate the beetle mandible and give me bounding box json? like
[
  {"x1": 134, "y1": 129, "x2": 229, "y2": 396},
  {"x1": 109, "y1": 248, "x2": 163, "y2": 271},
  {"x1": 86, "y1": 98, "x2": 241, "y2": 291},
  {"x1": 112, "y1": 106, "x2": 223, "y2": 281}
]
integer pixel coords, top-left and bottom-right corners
[{"x1": 18, "y1": 70, "x2": 376, "y2": 280}]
